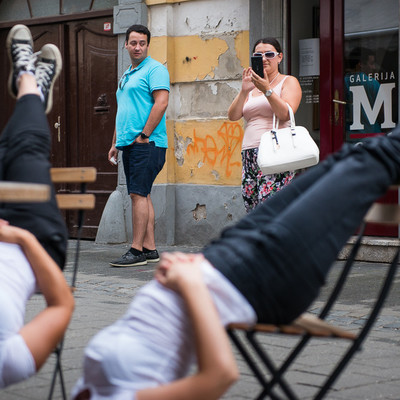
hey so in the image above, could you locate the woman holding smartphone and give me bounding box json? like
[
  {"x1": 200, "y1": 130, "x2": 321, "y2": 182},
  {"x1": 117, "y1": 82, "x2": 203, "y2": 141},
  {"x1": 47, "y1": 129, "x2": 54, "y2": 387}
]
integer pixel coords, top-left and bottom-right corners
[{"x1": 228, "y1": 38, "x2": 302, "y2": 213}]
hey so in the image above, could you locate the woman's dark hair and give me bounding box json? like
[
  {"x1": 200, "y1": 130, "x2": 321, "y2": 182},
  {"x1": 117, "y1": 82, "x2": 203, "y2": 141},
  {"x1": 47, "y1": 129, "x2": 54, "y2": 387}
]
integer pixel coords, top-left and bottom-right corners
[
  {"x1": 252, "y1": 37, "x2": 282, "y2": 54},
  {"x1": 125, "y1": 24, "x2": 151, "y2": 45}
]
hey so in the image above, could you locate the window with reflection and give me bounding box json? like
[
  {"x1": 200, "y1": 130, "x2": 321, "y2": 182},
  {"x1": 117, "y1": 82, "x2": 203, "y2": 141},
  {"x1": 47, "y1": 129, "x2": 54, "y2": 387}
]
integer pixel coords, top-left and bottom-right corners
[{"x1": 344, "y1": 0, "x2": 398, "y2": 142}]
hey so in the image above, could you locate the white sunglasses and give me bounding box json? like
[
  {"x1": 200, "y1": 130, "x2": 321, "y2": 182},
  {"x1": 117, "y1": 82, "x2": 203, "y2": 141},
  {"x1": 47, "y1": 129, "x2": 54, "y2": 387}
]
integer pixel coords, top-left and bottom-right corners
[{"x1": 252, "y1": 51, "x2": 280, "y2": 59}]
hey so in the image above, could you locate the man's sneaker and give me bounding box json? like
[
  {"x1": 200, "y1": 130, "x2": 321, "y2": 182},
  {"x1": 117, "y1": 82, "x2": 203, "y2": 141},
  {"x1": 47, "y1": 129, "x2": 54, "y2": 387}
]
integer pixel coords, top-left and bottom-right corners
[
  {"x1": 35, "y1": 44, "x2": 62, "y2": 114},
  {"x1": 144, "y1": 249, "x2": 160, "y2": 263},
  {"x1": 109, "y1": 251, "x2": 147, "y2": 267},
  {"x1": 6, "y1": 24, "x2": 35, "y2": 98}
]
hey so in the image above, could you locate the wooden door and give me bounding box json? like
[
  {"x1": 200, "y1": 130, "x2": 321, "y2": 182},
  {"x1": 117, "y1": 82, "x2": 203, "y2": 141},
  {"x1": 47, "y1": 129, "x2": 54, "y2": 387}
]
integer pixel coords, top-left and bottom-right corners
[
  {"x1": 65, "y1": 18, "x2": 118, "y2": 238},
  {"x1": 30, "y1": 24, "x2": 67, "y2": 168},
  {"x1": 319, "y1": 0, "x2": 399, "y2": 236},
  {"x1": 0, "y1": 17, "x2": 118, "y2": 238}
]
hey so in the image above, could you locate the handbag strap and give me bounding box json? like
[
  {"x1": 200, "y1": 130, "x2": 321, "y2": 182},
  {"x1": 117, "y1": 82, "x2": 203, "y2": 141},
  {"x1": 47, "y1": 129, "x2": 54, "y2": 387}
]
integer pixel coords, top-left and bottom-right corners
[
  {"x1": 271, "y1": 103, "x2": 296, "y2": 146},
  {"x1": 287, "y1": 103, "x2": 296, "y2": 136},
  {"x1": 272, "y1": 103, "x2": 296, "y2": 132},
  {"x1": 272, "y1": 113, "x2": 279, "y2": 146}
]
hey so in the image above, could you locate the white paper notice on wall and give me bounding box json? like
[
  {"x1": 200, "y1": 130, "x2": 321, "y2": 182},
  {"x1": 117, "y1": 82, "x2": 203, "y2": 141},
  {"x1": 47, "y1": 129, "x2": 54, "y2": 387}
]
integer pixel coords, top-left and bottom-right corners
[{"x1": 299, "y1": 38, "x2": 320, "y2": 77}]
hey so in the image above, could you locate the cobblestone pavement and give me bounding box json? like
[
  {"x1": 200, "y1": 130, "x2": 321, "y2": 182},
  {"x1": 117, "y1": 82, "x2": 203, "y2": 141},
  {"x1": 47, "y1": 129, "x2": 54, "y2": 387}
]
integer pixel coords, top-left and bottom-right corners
[{"x1": 2, "y1": 241, "x2": 400, "y2": 399}]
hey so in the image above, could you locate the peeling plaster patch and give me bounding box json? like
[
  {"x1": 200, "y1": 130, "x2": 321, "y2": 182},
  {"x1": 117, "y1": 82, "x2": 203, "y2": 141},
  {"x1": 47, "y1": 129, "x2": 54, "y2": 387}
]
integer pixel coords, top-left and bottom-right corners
[
  {"x1": 209, "y1": 82, "x2": 218, "y2": 95},
  {"x1": 204, "y1": 16, "x2": 222, "y2": 32},
  {"x1": 211, "y1": 170, "x2": 220, "y2": 180},
  {"x1": 217, "y1": 36, "x2": 243, "y2": 76},
  {"x1": 234, "y1": 31, "x2": 250, "y2": 70},
  {"x1": 185, "y1": 16, "x2": 224, "y2": 35},
  {"x1": 165, "y1": 0, "x2": 249, "y2": 37},
  {"x1": 192, "y1": 203, "x2": 207, "y2": 221},
  {"x1": 204, "y1": 71, "x2": 216, "y2": 81},
  {"x1": 178, "y1": 82, "x2": 242, "y2": 118},
  {"x1": 174, "y1": 132, "x2": 193, "y2": 166}
]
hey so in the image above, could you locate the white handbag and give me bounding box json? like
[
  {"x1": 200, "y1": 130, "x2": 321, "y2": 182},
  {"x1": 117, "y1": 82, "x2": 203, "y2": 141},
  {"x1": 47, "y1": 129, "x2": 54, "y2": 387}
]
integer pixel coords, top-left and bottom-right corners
[{"x1": 257, "y1": 103, "x2": 319, "y2": 174}]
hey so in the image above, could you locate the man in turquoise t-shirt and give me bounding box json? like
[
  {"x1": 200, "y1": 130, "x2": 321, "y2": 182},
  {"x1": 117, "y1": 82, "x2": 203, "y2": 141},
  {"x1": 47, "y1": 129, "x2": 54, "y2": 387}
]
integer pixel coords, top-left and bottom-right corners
[{"x1": 108, "y1": 24, "x2": 170, "y2": 267}]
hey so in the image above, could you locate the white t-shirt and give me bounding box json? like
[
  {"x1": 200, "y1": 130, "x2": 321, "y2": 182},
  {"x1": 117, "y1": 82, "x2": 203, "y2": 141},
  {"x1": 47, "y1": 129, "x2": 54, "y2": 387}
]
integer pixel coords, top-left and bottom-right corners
[
  {"x1": 71, "y1": 260, "x2": 256, "y2": 399},
  {"x1": 0, "y1": 242, "x2": 36, "y2": 388}
]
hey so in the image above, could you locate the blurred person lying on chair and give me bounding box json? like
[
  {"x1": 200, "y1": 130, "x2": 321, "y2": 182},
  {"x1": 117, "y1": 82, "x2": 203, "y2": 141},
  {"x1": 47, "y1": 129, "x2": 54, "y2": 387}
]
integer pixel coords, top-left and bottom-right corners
[{"x1": 0, "y1": 24, "x2": 73, "y2": 388}]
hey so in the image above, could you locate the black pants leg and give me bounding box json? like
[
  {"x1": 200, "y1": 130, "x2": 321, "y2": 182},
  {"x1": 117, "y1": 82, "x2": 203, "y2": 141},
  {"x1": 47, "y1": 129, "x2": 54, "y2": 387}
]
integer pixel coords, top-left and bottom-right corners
[
  {"x1": 204, "y1": 129, "x2": 400, "y2": 323},
  {"x1": 0, "y1": 95, "x2": 67, "y2": 269}
]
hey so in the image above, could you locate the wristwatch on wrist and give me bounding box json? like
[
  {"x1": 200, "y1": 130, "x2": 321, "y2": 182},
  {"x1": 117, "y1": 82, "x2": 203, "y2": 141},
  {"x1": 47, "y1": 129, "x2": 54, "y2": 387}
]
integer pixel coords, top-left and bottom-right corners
[
  {"x1": 265, "y1": 89, "x2": 273, "y2": 97},
  {"x1": 140, "y1": 132, "x2": 149, "y2": 139}
]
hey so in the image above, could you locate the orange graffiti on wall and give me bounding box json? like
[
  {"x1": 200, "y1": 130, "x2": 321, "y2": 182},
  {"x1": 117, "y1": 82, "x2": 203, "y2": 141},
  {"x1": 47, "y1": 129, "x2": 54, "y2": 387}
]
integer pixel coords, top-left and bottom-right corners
[{"x1": 187, "y1": 122, "x2": 244, "y2": 177}]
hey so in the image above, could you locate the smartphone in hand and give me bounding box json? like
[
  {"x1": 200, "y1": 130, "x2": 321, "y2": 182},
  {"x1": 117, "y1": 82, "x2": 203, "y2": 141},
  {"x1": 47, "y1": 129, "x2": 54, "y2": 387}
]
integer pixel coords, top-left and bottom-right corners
[{"x1": 251, "y1": 56, "x2": 264, "y2": 78}]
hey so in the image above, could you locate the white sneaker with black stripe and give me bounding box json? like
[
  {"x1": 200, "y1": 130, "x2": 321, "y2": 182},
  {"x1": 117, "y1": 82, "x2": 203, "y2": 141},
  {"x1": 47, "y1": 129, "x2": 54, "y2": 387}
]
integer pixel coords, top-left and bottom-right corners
[
  {"x1": 35, "y1": 44, "x2": 62, "y2": 114},
  {"x1": 6, "y1": 24, "x2": 35, "y2": 98}
]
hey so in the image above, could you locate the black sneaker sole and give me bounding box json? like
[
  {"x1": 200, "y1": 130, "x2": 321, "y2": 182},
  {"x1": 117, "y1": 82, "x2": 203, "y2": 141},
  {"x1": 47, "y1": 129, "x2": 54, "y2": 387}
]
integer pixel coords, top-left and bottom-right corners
[
  {"x1": 145, "y1": 257, "x2": 160, "y2": 263},
  {"x1": 109, "y1": 260, "x2": 148, "y2": 267}
]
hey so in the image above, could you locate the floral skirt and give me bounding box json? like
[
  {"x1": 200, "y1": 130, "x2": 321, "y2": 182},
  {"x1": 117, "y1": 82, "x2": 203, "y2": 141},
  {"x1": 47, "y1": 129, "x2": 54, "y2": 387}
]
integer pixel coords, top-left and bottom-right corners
[{"x1": 241, "y1": 148, "x2": 296, "y2": 213}]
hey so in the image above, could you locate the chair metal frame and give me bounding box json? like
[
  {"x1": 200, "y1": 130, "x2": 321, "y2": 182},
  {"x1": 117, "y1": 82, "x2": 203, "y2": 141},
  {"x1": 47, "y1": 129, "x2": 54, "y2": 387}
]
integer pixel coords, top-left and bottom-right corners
[
  {"x1": 47, "y1": 167, "x2": 96, "y2": 400},
  {"x1": 227, "y1": 199, "x2": 400, "y2": 400}
]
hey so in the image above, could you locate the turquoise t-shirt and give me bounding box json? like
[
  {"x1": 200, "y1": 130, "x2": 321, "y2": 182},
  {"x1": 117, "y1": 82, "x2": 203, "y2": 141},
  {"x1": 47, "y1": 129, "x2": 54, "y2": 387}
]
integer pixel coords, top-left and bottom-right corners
[{"x1": 115, "y1": 56, "x2": 170, "y2": 148}]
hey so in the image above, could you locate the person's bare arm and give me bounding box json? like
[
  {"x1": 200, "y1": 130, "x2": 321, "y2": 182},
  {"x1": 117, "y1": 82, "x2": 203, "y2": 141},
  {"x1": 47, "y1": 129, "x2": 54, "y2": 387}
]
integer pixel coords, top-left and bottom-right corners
[
  {"x1": 0, "y1": 220, "x2": 74, "y2": 371},
  {"x1": 228, "y1": 67, "x2": 254, "y2": 121},
  {"x1": 108, "y1": 127, "x2": 118, "y2": 165},
  {"x1": 135, "y1": 89, "x2": 169, "y2": 143},
  {"x1": 137, "y1": 252, "x2": 238, "y2": 400}
]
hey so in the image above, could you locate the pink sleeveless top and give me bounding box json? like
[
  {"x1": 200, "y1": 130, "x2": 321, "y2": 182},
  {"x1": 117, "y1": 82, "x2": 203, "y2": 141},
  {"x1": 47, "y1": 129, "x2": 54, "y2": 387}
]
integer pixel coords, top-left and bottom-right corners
[{"x1": 242, "y1": 76, "x2": 289, "y2": 150}]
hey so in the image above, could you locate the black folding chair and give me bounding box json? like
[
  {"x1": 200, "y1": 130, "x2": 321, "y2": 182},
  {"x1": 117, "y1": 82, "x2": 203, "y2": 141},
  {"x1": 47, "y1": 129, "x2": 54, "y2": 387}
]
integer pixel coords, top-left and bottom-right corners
[
  {"x1": 47, "y1": 167, "x2": 96, "y2": 400},
  {"x1": 227, "y1": 193, "x2": 400, "y2": 400}
]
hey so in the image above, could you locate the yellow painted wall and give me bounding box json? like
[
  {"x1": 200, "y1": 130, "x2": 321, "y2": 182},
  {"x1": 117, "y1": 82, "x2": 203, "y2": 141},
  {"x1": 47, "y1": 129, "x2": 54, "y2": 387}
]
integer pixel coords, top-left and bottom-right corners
[
  {"x1": 154, "y1": 120, "x2": 174, "y2": 184},
  {"x1": 149, "y1": 31, "x2": 250, "y2": 83},
  {"x1": 151, "y1": 31, "x2": 250, "y2": 186},
  {"x1": 174, "y1": 119, "x2": 244, "y2": 185},
  {"x1": 155, "y1": 119, "x2": 244, "y2": 185},
  {"x1": 169, "y1": 36, "x2": 228, "y2": 82},
  {"x1": 234, "y1": 31, "x2": 250, "y2": 70},
  {"x1": 148, "y1": 36, "x2": 168, "y2": 65}
]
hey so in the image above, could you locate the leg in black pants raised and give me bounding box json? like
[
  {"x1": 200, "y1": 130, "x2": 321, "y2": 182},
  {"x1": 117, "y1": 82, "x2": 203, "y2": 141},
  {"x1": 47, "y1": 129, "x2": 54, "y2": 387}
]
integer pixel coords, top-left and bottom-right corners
[
  {"x1": 0, "y1": 94, "x2": 68, "y2": 268},
  {"x1": 1, "y1": 23, "x2": 66, "y2": 268},
  {"x1": 204, "y1": 129, "x2": 400, "y2": 323}
]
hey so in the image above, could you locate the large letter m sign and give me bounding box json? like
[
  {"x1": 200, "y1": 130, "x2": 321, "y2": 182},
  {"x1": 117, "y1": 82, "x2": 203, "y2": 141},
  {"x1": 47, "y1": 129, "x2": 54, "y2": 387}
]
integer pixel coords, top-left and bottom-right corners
[{"x1": 350, "y1": 83, "x2": 395, "y2": 130}]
